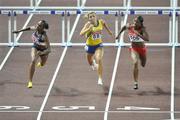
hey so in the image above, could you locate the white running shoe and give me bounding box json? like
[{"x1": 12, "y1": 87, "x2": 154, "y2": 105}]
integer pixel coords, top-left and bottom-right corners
[
  {"x1": 91, "y1": 65, "x2": 96, "y2": 71},
  {"x1": 98, "y1": 78, "x2": 103, "y2": 85}
]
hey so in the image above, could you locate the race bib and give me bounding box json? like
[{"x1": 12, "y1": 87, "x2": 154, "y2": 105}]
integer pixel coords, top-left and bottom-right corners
[
  {"x1": 128, "y1": 34, "x2": 144, "y2": 42},
  {"x1": 92, "y1": 33, "x2": 101, "y2": 40}
]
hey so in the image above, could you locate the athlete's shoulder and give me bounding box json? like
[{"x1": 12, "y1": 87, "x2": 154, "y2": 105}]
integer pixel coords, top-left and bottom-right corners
[
  {"x1": 30, "y1": 26, "x2": 36, "y2": 30},
  {"x1": 86, "y1": 21, "x2": 91, "y2": 25},
  {"x1": 84, "y1": 21, "x2": 93, "y2": 27},
  {"x1": 99, "y1": 19, "x2": 105, "y2": 24},
  {"x1": 127, "y1": 23, "x2": 134, "y2": 29}
]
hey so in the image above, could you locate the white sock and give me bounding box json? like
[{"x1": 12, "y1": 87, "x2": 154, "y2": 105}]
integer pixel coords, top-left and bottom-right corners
[
  {"x1": 134, "y1": 82, "x2": 138, "y2": 84},
  {"x1": 98, "y1": 78, "x2": 103, "y2": 85}
]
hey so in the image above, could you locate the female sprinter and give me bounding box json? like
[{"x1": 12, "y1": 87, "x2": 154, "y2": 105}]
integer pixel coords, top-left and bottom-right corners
[
  {"x1": 13, "y1": 20, "x2": 51, "y2": 88},
  {"x1": 116, "y1": 16, "x2": 149, "y2": 89},
  {"x1": 80, "y1": 12, "x2": 114, "y2": 85}
]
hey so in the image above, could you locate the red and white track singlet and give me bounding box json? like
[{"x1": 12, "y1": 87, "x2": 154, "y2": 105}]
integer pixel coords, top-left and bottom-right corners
[{"x1": 128, "y1": 26, "x2": 144, "y2": 42}]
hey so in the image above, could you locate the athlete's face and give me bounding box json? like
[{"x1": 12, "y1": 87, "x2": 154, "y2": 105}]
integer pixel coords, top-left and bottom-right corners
[
  {"x1": 36, "y1": 21, "x2": 44, "y2": 31},
  {"x1": 88, "y1": 13, "x2": 96, "y2": 23},
  {"x1": 133, "y1": 18, "x2": 141, "y2": 28}
]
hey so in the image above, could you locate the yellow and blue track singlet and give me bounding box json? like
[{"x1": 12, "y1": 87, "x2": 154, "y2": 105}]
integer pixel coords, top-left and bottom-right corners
[{"x1": 85, "y1": 19, "x2": 103, "y2": 46}]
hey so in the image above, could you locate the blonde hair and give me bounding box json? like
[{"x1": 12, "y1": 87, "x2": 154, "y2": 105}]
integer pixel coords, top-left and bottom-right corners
[{"x1": 84, "y1": 12, "x2": 96, "y2": 20}]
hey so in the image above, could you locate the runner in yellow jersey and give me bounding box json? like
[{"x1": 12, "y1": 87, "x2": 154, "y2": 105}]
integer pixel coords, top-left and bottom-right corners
[{"x1": 80, "y1": 12, "x2": 114, "y2": 85}]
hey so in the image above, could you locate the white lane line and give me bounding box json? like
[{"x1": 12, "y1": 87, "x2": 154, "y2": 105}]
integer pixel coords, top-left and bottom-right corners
[
  {"x1": 0, "y1": 47, "x2": 14, "y2": 71},
  {"x1": 117, "y1": 106, "x2": 160, "y2": 110},
  {"x1": 36, "y1": 0, "x2": 87, "y2": 120},
  {"x1": 104, "y1": 0, "x2": 130, "y2": 120},
  {"x1": 36, "y1": 47, "x2": 68, "y2": 120},
  {"x1": 164, "y1": 118, "x2": 180, "y2": 120},
  {"x1": 0, "y1": 1, "x2": 42, "y2": 71},
  {"x1": 170, "y1": 6, "x2": 176, "y2": 120},
  {"x1": 170, "y1": 45, "x2": 175, "y2": 120},
  {"x1": 104, "y1": 47, "x2": 122, "y2": 120}
]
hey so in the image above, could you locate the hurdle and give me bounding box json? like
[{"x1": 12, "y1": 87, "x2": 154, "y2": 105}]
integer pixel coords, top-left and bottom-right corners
[
  {"x1": 176, "y1": 9, "x2": 179, "y2": 46},
  {"x1": 0, "y1": 6, "x2": 179, "y2": 47},
  {"x1": 0, "y1": 10, "x2": 13, "y2": 46},
  {"x1": 30, "y1": 0, "x2": 82, "y2": 7},
  {"x1": 0, "y1": 1, "x2": 179, "y2": 120},
  {"x1": 48, "y1": 6, "x2": 177, "y2": 48},
  {"x1": 12, "y1": 10, "x2": 66, "y2": 46},
  {"x1": 0, "y1": 0, "x2": 43, "y2": 71},
  {"x1": 61, "y1": 7, "x2": 176, "y2": 47},
  {"x1": 30, "y1": 0, "x2": 38, "y2": 7}
]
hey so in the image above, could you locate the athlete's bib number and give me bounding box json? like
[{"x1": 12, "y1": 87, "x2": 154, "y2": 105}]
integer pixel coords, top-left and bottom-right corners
[
  {"x1": 129, "y1": 35, "x2": 139, "y2": 41},
  {"x1": 92, "y1": 34, "x2": 101, "y2": 40}
]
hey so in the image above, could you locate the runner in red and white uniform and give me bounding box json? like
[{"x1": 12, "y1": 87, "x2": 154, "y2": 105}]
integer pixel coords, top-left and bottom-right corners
[{"x1": 116, "y1": 16, "x2": 149, "y2": 89}]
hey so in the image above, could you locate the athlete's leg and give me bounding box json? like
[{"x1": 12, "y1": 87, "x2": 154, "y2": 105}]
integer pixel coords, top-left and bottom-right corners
[
  {"x1": 38, "y1": 54, "x2": 49, "y2": 67},
  {"x1": 139, "y1": 54, "x2": 147, "y2": 67},
  {"x1": 28, "y1": 48, "x2": 39, "y2": 88},
  {"x1": 86, "y1": 53, "x2": 94, "y2": 66},
  {"x1": 94, "y1": 47, "x2": 104, "y2": 85},
  {"x1": 130, "y1": 49, "x2": 139, "y2": 89}
]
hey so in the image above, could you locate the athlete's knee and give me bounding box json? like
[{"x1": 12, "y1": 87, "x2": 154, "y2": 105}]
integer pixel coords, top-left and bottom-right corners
[
  {"x1": 95, "y1": 57, "x2": 100, "y2": 63},
  {"x1": 40, "y1": 60, "x2": 46, "y2": 66},
  {"x1": 40, "y1": 62, "x2": 46, "y2": 66},
  {"x1": 95, "y1": 50, "x2": 103, "y2": 59},
  {"x1": 133, "y1": 62, "x2": 138, "y2": 69},
  {"x1": 141, "y1": 62, "x2": 146, "y2": 67},
  {"x1": 31, "y1": 58, "x2": 37, "y2": 66},
  {"x1": 87, "y1": 54, "x2": 93, "y2": 64},
  {"x1": 141, "y1": 61, "x2": 145, "y2": 67},
  {"x1": 95, "y1": 57, "x2": 102, "y2": 65},
  {"x1": 141, "y1": 60, "x2": 146, "y2": 67},
  {"x1": 32, "y1": 60, "x2": 36, "y2": 65}
]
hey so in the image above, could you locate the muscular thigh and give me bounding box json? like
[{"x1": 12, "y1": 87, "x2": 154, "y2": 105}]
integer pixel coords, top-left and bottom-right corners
[
  {"x1": 130, "y1": 50, "x2": 139, "y2": 64},
  {"x1": 95, "y1": 47, "x2": 104, "y2": 59},
  {"x1": 31, "y1": 48, "x2": 39, "y2": 61}
]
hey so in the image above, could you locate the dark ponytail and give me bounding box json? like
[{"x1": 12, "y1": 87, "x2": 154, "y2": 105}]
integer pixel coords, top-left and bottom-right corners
[
  {"x1": 137, "y1": 16, "x2": 144, "y2": 26},
  {"x1": 41, "y1": 20, "x2": 49, "y2": 29}
]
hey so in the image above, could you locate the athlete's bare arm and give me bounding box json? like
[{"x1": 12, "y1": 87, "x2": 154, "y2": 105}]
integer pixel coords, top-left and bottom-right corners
[
  {"x1": 12, "y1": 26, "x2": 36, "y2": 34},
  {"x1": 116, "y1": 23, "x2": 130, "y2": 39},
  {"x1": 80, "y1": 22, "x2": 93, "y2": 36},
  {"x1": 134, "y1": 27, "x2": 149, "y2": 41}
]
